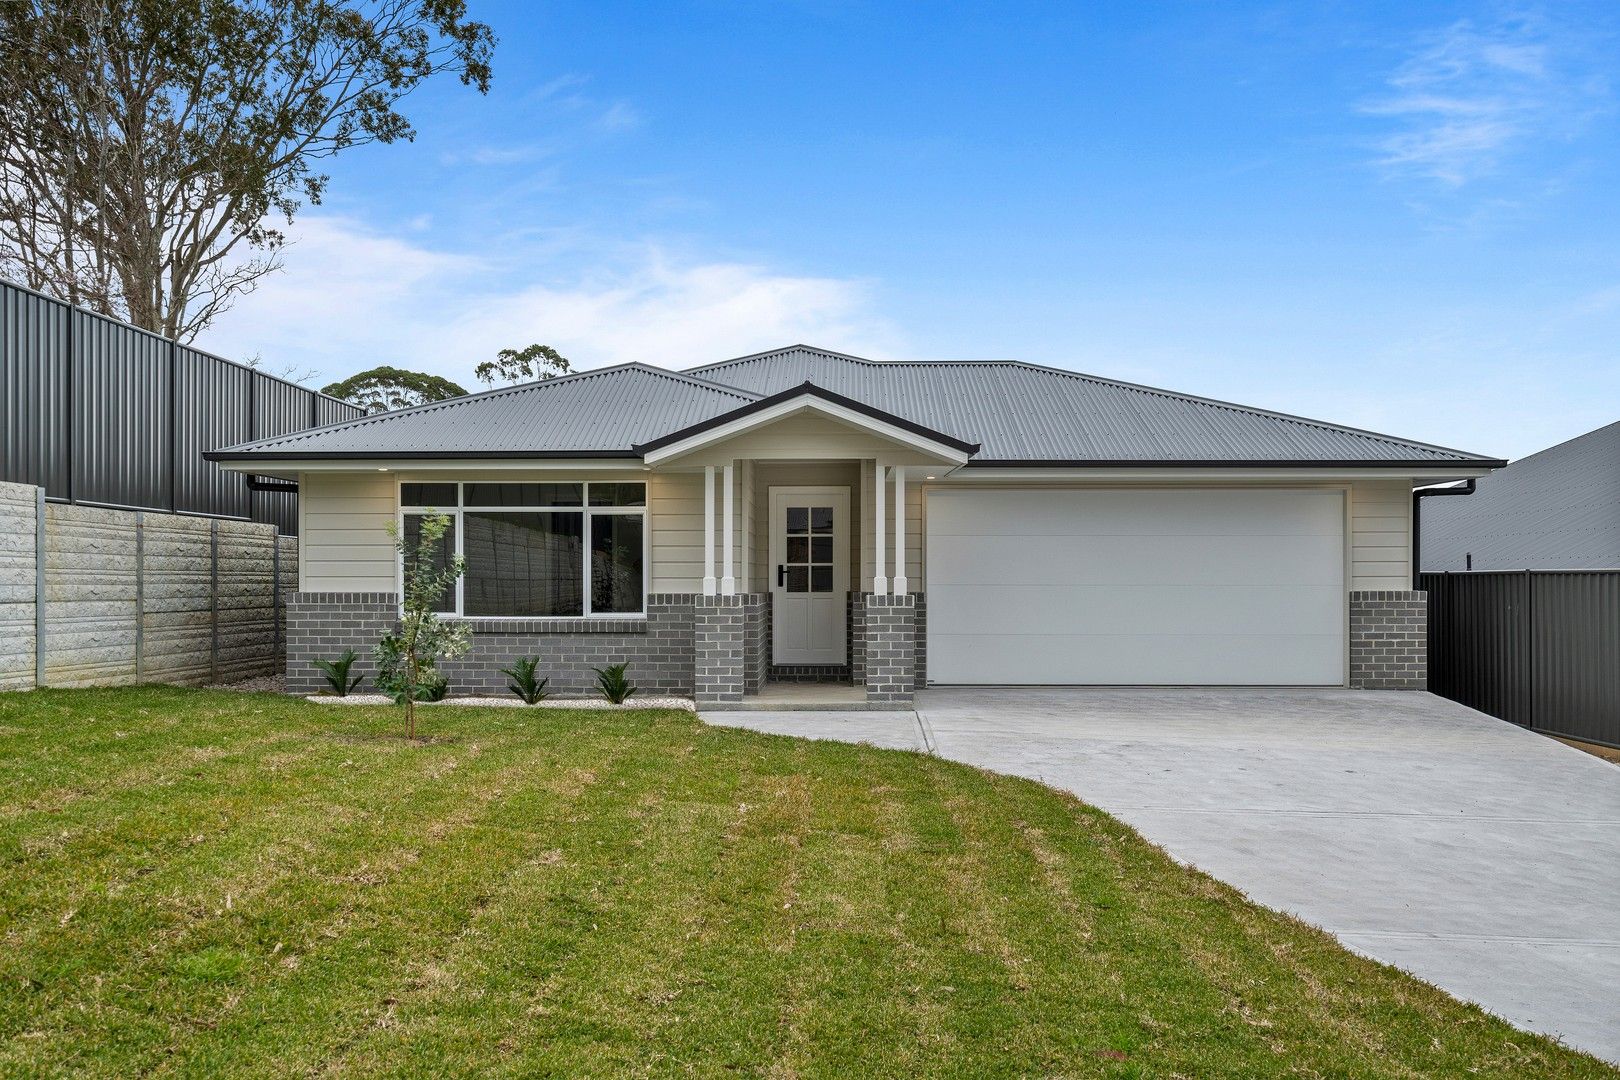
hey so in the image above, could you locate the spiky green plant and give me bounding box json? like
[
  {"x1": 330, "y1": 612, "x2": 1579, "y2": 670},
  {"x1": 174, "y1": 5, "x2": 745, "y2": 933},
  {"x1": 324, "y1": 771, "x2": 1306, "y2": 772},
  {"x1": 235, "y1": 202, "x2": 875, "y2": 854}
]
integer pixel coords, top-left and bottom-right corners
[
  {"x1": 311, "y1": 649, "x2": 364, "y2": 696},
  {"x1": 593, "y1": 662, "x2": 637, "y2": 704},
  {"x1": 501, "y1": 656, "x2": 549, "y2": 704}
]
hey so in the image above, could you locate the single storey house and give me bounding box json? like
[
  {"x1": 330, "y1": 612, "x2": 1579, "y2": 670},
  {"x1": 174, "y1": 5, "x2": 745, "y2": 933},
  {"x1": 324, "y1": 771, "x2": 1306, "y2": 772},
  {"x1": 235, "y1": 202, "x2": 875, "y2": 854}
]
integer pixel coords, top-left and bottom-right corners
[{"x1": 208, "y1": 346, "x2": 1504, "y2": 705}]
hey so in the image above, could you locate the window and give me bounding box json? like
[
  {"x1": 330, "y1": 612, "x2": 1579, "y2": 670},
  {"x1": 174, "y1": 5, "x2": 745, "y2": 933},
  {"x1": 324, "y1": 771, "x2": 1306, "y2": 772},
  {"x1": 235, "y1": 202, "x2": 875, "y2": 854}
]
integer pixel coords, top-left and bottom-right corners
[{"x1": 398, "y1": 482, "x2": 647, "y2": 618}]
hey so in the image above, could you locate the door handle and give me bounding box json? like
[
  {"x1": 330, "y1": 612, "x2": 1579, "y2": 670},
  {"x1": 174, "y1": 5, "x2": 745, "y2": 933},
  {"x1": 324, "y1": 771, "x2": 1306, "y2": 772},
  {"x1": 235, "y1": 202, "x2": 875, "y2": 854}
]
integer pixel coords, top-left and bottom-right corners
[{"x1": 777, "y1": 564, "x2": 786, "y2": 587}]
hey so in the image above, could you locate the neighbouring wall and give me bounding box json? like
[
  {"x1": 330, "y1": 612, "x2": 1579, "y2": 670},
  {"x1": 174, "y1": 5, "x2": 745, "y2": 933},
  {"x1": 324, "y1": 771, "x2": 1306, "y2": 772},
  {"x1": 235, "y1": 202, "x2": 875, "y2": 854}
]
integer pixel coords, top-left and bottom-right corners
[{"x1": 0, "y1": 480, "x2": 296, "y2": 691}]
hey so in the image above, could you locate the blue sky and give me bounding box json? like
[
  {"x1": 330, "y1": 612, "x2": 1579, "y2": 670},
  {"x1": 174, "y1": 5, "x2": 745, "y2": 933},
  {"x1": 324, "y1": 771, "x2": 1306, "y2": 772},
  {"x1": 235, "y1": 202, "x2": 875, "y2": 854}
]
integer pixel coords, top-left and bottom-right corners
[{"x1": 200, "y1": 1, "x2": 1620, "y2": 460}]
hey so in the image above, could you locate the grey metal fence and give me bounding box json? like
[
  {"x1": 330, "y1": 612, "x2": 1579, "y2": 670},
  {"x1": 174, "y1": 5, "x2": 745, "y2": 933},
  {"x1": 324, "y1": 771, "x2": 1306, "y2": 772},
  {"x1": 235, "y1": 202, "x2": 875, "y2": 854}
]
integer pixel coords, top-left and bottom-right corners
[
  {"x1": 1422, "y1": 570, "x2": 1620, "y2": 748},
  {"x1": 0, "y1": 279, "x2": 360, "y2": 535}
]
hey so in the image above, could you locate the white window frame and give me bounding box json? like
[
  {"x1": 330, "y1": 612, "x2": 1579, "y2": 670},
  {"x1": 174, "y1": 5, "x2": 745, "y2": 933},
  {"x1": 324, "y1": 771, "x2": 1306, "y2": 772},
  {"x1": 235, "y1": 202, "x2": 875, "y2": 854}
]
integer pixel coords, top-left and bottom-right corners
[{"x1": 397, "y1": 480, "x2": 650, "y2": 620}]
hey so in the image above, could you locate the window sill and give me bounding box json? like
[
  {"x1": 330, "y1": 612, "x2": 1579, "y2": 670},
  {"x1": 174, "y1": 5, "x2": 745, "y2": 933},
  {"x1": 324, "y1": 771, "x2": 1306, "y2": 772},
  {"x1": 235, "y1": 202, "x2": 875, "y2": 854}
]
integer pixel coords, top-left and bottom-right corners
[{"x1": 447, "y1": 616, "x2": 649, "y2": 635}]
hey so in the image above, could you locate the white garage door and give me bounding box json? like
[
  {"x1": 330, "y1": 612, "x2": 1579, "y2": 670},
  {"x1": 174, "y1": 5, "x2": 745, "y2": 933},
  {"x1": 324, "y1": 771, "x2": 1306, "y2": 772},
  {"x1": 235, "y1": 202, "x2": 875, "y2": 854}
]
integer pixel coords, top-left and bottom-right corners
[{"x1": 926, "y1": 488, "x2": 1346, "y2": 685}]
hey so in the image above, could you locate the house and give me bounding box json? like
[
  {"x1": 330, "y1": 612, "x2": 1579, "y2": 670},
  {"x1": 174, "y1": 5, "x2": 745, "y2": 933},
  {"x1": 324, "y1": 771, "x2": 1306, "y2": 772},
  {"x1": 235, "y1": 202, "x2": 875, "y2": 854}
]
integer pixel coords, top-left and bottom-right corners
[
  {"x1": 206, "y1": 346, "x2": 1504, "y2": 705},
  {"x1": 1420, "y1": 420, "x2": 1619, "y2": 572}
]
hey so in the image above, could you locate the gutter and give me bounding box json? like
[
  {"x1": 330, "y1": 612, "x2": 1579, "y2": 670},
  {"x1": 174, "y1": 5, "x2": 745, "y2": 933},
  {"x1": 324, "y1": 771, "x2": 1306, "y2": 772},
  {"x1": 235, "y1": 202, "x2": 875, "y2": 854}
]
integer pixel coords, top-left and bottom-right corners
[{"x1": 1411, "y1": 479, "x2": 1477, "y2": 587}]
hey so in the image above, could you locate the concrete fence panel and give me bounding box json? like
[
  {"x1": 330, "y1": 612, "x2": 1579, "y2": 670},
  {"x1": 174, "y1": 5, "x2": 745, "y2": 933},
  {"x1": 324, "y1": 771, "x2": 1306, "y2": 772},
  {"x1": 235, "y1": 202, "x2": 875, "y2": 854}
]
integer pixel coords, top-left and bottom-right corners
[{"x1": 0, "y1": 479, "x2": 296, "y2": 692}]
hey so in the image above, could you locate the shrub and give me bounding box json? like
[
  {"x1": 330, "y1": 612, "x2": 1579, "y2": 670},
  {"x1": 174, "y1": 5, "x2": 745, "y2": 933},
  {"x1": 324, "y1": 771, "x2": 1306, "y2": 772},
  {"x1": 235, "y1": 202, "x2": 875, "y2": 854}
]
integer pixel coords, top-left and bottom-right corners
[
  {"x1": 311, "y1": 649, "x2": 364, "y2": 696},
  {"x1": 501, "y1": 656, "x2": 549, "y2": 704},
  {"x1": 593, "y1": 662, "x2": 637, "y2": 704}
]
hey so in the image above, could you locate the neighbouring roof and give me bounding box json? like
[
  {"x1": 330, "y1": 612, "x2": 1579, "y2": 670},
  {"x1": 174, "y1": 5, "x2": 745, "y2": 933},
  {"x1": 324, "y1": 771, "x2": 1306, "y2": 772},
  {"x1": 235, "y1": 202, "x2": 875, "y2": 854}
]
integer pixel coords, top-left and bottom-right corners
[
  {"x1": 1421, "y1": 420, "x2": 1620, "y2": 571},
  {"x1": 208, "y1": 344, "x2": 1505, "y2": 468},
  {"x1": 207, "y1": 364, "x2": 759, "y2": 459}
]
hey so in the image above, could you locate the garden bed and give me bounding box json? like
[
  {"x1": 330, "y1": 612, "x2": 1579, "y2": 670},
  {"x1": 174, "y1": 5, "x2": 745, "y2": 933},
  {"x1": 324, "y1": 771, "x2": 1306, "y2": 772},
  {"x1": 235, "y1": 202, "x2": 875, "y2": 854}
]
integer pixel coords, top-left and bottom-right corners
[{"x1": 304, "y1": 693, "x2": 696, "y2": 711}]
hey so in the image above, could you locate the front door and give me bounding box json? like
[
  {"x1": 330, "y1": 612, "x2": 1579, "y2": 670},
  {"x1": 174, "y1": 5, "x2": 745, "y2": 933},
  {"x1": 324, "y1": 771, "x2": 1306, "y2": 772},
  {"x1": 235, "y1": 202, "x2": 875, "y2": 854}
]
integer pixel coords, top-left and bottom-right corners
[{"x1": 769, "y1": 487, "x2": 850, "y2": 664}]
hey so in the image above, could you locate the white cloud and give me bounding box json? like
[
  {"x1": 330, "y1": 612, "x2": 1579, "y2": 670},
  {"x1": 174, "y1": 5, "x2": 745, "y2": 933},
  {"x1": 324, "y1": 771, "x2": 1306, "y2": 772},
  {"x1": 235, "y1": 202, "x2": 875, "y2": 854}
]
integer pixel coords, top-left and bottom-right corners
[
  {"x1": 195, "y1": 216, "x2": 902, "y2": 388},
  {"x1": 1362, "y1": 14, "x2": 1608, "y2": 187}
]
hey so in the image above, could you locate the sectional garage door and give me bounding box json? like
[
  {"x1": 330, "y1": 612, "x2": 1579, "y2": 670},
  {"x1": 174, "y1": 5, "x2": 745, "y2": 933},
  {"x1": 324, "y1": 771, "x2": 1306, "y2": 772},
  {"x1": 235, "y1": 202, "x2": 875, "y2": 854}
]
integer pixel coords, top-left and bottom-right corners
[{"x1": 925, "y1": 488, "x2": 1346, "y2": 685}]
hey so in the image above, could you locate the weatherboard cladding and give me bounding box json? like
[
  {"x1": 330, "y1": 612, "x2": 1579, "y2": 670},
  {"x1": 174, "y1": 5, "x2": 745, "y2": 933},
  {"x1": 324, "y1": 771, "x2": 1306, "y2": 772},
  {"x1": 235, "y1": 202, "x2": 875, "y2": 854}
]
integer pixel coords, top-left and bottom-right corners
[{"x1": 210, "y1": 345, "x2": 1498, "y2": 466}]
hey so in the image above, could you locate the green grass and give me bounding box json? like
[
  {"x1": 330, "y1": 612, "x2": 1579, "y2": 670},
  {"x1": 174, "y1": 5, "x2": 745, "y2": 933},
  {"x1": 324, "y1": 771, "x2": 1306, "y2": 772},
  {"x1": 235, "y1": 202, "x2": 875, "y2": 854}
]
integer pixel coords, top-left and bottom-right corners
[{"x1": 0, "y1": 688, "x2": 1609, "y2": 1079}]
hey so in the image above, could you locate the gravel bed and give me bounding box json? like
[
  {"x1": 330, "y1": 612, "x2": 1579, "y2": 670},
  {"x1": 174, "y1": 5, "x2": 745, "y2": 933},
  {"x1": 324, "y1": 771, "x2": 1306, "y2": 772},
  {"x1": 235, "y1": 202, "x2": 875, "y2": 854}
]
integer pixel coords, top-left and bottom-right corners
[{"x1": 305, "y1": 694, "x2": 696, "y2": 712}]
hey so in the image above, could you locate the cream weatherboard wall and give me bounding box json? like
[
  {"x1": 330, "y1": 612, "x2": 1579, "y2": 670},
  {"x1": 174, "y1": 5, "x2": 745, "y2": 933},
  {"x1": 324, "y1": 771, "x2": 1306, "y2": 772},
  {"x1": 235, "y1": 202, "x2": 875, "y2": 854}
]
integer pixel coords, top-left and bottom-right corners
[
  {"x1": 1347, "y1": 479, "x2": 1413, "y2": 589},
  {"x1": 298, "y1": 469, "x2": 733, "y2": 596},
  {"x1": 298, "y1": 471, "x2": 1417, "y2": 599},
  {"x1": 298, "y1": 473, "x2": 398, "y2": 593}
]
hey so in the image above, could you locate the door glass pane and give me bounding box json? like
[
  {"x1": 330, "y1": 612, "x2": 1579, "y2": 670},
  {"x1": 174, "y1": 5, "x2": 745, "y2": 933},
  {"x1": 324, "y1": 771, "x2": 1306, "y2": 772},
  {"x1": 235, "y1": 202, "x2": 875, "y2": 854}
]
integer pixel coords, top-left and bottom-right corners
[
  {"x1": 786, "y1": 506, "x2": 808, "y2": 533},
  {"x1": 402, "y1": 514, "x2": 457, "y2": 613},
  {"x1": 785, "y1": 536, "x2": 808, "y2": 563},
  {"x1": 588, "y1": 483, "x2": 646, "y2": 507},
  {"x1": 464, "y1": 483, "x2": 582, "y2": 507},
  {"x1": 810, "y1": 566, "x2": 833, "y2": 593},
  {"x1": 810, "y1": 507, "x2": 834, "y2": 534},
  {"x1": 810, "y1": 536, "x2": 833, "y2": 562},
  {"x1": 463, "y1": 511, "x2": 583, "y2": 616},
  {"x1": 591, "y1": 514, "x2": 644, "y2": 613},
  {"x1": 785, "y1": 565, "x2": 809, "y2": 592}
]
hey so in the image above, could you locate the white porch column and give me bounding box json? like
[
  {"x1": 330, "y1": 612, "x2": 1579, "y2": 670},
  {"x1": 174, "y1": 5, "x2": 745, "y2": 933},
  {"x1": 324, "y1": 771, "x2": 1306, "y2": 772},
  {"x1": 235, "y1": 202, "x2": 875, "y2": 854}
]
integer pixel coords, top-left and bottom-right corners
[
  {"x1": 720, "y1": 462, "x2": 736, "y2": 595},
  {"x1": 702, "y1": 464, "x2": 717, "y2": 596},
  {"x1": 872, "y1": 460, "x2": 888, "y2": 595},
  {"x1": 892, "y1": 466, "x2": 907, "y2": 596}
]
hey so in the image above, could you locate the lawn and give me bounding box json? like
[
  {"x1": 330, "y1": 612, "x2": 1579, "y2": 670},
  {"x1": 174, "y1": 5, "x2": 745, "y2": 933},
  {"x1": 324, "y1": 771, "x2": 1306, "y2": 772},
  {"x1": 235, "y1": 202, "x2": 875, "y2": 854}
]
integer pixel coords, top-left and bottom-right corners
[{"x1": 0, "y1": 688, "x2": 1610, "y2": 1078}]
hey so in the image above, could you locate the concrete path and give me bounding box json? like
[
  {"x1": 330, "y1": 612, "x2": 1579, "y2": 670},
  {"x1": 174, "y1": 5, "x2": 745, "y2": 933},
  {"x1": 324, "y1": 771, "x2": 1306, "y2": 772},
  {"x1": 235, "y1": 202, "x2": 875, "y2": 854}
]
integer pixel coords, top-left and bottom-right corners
[{"x1": 709, "y1": 689, "x2": 1620, "y2": 1063}]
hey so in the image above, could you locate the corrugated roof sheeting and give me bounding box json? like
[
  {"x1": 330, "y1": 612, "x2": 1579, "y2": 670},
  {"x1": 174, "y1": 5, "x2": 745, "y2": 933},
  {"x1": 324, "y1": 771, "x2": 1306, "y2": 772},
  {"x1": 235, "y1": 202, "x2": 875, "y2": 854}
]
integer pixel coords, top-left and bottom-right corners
[
  {"x1": 689, "y1": 347, "x2": 1496, "y2": 463},
  {"x1": 218, "y1": 364, "x2": 760, "y2": 456},
  {"x1": 1422, "y1": 421, "x2": 1620, "y2": 570},
  {"x1": 215, "y1": 344, "x2": 1499, "y2": 466}
]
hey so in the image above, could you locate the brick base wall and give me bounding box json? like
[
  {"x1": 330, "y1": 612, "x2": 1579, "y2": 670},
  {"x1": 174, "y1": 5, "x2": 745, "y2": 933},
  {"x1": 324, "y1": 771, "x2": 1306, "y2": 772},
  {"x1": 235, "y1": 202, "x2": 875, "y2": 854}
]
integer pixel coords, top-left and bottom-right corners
[
  {"x1": 287, "y1": 593, "x2": 697, "y2": 698},
  {"x1": 863, "y1": 593, "x2": 917, "y2": 707},
  {"x1": 1349, "y1": 590, "x2": 1427, "y2": 690},
  {"x1": 693, "y1": 594, "x2": 760, "y2": 704},
  {"x1": 849, "y1": 593, "x2": 866, "y2": 685},
  {"x1": 286, "y1": 592, "x2": 399, "y2": 695},
  {"x1": 742, "y1": 593, "x2": 768, "y2": 695}
]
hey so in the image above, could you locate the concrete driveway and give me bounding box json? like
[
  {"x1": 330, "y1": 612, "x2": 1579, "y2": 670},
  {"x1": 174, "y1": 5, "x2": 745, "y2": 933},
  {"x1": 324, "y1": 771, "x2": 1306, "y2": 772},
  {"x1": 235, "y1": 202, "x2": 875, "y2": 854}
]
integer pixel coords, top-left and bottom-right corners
[{"x1": 709, "y1": 689, "x2": 1620, "y2": 1063}]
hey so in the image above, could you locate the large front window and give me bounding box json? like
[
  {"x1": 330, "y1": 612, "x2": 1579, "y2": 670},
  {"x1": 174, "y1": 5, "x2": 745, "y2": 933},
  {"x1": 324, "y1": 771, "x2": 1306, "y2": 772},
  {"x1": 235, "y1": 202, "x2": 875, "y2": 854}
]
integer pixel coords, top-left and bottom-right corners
[{"x1": 399, "y1": 481, "x2": 646, "y2": 617}]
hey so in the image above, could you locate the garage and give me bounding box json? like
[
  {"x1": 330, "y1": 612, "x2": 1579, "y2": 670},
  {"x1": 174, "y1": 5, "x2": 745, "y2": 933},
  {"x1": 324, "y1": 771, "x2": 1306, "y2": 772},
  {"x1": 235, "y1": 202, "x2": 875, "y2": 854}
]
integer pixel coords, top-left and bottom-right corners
[{"x1": 925, "y1": 488, "x2": 1347, "y2": 685}]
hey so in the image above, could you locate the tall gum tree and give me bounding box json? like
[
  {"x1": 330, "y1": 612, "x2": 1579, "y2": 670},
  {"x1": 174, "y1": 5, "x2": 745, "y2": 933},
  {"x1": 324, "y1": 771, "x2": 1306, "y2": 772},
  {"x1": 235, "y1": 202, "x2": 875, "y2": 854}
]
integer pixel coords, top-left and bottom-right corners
[{"x1": 0, "y1": 0, "x2": 494, "y2": 342}]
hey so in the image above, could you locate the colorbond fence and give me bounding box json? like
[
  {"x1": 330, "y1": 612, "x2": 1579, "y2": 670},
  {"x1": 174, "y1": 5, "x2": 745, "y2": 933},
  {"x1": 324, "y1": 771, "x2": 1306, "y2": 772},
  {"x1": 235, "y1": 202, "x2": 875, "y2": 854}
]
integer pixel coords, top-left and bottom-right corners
[
  {"x1": 0, "y1": 279, "x2": 360, "y2": 535},
  {"x1": 1422, "y1": 570, "x2": 1620, "y2": 749}
]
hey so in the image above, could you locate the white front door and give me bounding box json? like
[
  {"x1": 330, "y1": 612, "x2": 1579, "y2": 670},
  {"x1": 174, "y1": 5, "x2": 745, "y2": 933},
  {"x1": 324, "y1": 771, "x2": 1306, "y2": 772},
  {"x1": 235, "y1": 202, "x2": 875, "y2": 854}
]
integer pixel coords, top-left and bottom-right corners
[{"x1": 769, "y1": 487, "x2": 850, "y2": 664}]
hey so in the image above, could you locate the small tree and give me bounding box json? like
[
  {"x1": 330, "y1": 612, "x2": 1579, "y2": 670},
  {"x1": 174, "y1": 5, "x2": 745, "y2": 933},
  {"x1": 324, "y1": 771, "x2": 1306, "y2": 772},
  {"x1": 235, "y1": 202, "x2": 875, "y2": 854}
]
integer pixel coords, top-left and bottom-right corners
[
  {"x1": 375, "y1": 512, "x2": 468, "y2": 738},
  {"x1": 475, "y1": 343, "x2": 571, "y2": 387}
]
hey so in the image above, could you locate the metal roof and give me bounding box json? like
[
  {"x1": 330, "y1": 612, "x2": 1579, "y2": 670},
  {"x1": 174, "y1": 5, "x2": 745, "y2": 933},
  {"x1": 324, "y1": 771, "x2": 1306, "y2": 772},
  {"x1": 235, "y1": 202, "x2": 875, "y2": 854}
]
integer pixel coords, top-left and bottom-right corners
[
  {"x1": 686, "y1": 346, "x2": 1504, "y2": 466},
  {"x1": 208, "y1": 344, "x2": 1505, "y2": 467},
  {"x1": 207, "y1": 363, "x2": 758, "y2": 459},
  {"x1": 1420, "y1": 420, "x2": 1620, "y2": 571}
]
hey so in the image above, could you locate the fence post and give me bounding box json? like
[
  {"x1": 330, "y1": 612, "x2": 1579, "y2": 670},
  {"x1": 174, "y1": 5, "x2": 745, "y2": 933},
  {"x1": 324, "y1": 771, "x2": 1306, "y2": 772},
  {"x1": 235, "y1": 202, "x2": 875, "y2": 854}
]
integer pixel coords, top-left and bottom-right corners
[
  {"x1": 1523, "y1": 568, "x2": 1535, "y2": 732},
  {"x1": 272, "y1": 529, "x2": 281, "y2": 670},
  {"x1": 135, "y1": 511, "x2": 144, "y2": 681},
  {"x1": 210, "y1": 519, "x2": 220, "y2": 683},
  {"x1": 34, "y1": 487, "x2": 46, "y2": 688}
]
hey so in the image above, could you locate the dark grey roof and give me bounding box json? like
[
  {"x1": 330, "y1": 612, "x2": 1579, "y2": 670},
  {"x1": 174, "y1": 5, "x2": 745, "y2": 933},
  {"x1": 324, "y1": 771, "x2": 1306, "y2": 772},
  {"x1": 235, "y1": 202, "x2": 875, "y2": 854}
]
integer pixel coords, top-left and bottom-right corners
[
  {"x1": 1421, "y1": 421, "x2": 1620, "y2": 571},
  {"x1": 687, "y1": 346, "x2": 1503, "y2": 466},
  {"x1": 208, "y1": 363, "x2": 758, "y2": 459},
  {"x1": 208, "y1": 343, "x2": 1504, "y2": 467}
]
